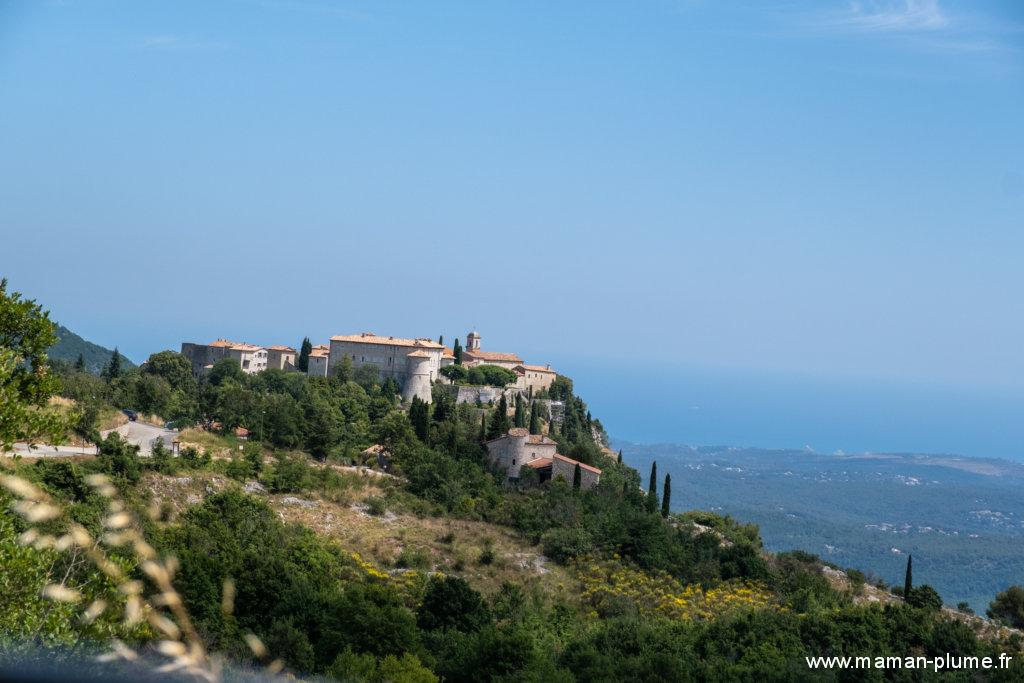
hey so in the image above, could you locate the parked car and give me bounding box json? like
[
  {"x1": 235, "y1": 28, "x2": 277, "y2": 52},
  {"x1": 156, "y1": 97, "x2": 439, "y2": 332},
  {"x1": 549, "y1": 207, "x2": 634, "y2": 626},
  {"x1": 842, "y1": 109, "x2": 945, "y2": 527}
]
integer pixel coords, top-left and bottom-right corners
[{"x1": 122, "y1": 409, "x2": 138, "y2": 422}]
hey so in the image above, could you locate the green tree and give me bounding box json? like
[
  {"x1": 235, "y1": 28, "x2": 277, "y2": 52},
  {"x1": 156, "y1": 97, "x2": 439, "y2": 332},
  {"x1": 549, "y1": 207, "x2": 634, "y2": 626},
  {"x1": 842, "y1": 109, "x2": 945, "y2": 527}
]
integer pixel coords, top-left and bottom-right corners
[
  {"x1": 646, "y1": 461, "x2": 658, "y2": 513},
  {"x1": 143, "y1": 350, "x2": 195, "y2": 392},
  {"x1": 906, "y1": 584, "x2": 942, "y2": 611},
  {"x1": 417, "y1": 575, "x2": 490, "y2": 632},
  {"x1": 409, "y1": 396, "x2": 430, "y2": 442},
  {"x1": 102, "y1": 347, "x2": 123, "y2": 381},
  {"x1": 528, "y1": 402, "x2": 540, "y2": 435},
  {"x1": 661, "y1": 473, "x2": 672, "y2": 517},
  {"x1": 903, "y1": 554, "x2": 913, "y2": 598},
  {"x1": 987, "y1": 585, "x2": 1024, "y2": 628},
  {"x1": 298, "y1": 337, "x2": 312, "y2": 372},
  {"x1": 573, "y1": 463, "x2": 582, "y2": 490},
  {"x1": 453, "y1": 338, "x2": 463, "y2": 365},
  {"x1": 487, "y1": 395, "x2": 511, "y2": 439},
  {"x1": 74, "y1": 353, "x2": 85, "y2": 372},
  {"x1": 0, "y1": 278, "x2": 69, "y2": 449},
  {"x1": 513, "y1": 394, "x2": 526, "y2": 428},
  {"x1": 208, "y1": 357, "x2": 244, "y2": 386}
]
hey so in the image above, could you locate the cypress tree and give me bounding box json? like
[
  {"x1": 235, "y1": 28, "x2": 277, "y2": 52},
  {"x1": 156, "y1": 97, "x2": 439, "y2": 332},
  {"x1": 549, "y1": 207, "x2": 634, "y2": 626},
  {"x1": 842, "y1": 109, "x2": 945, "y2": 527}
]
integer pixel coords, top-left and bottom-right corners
[
  {"x1": 904, "y1": 555, "x2": 913, "y2": 598},
  {"x1": 298, "y1": 337, "x2": 312, "y2": 372},
  {"x1": 453, "y1": 339, "x2": 463, "y2": 365},
  {"x1": 528, "y1": 402, "x2": 540, "y2": 435},
  {"x1": 617, "y1": 448, "x2": 623, "y2": 463},
  {"x1": 646, "y1": 461, "x2": 659, "y2": 513},
  {"x1": 438, "y1": 335, "x2": 444, "y2": 345},
  {"x1": 74, "y1": 353, "x2": 85, "y2": 372},
  {"x1": 513, "y1": 395, "x2": 526, "y2": 428},
  {"x1": 573, "y1": 463, "x2": 582, "y2": 490},
  {"x1": 410, "y1": 396, "x2": 429, "y2": 441},
  {"x1": 487, "y1": 395, "x2": 511, "y2": 439},
  {"x1": 479, "y1": 412, "x2": 487, "y2": 443},
  {"x1": 661, "y1": 473, "x2": 672, "y2": 517}
]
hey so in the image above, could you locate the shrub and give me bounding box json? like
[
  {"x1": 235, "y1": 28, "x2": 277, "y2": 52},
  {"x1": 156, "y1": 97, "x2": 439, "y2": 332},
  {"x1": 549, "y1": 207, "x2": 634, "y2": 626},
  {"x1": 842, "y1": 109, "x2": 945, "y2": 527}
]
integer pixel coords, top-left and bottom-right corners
[
  {"x1": 987, "y1": 585, "x2": 1024, "y2": 628},
  {"x1": 541, "y1": 527, "x2": 594, "y2": 564},
  {"x1": 365, "y1": 496, "x2": 387, "y2": 516},
  {"x1": 906, "y1": 585, "x2": 943, "y2": 611}
]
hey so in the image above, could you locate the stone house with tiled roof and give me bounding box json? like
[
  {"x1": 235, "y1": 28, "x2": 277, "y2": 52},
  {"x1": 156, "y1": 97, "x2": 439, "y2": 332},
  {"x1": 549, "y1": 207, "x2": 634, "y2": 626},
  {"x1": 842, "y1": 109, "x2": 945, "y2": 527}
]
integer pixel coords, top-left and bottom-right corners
[
  {"x1": 486, "y1": 427, "x2": 601, "y2": 490},
  {"x1": 181, "y1": 338, "x2": 269, "y2": 376}
]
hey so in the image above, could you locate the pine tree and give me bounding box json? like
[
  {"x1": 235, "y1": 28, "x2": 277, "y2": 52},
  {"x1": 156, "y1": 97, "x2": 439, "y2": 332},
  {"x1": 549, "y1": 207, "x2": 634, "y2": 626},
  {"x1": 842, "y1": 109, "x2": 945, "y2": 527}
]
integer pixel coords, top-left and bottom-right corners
[
  {"x1": 661, "y1": 473, "x2": 672, "y2": 517},
  {"x1": 74, "y1": 353, "x2": 85, "y2": 372},
  {"x1": 617, "y1": 448, "x2": 623, "y2": 464},
  {"x1": 298, "y1": 337, "x2": 312, "y2": 372},
  {"x1": 453, "y1": 339, "x2": 463, "y2": 365},
  {"x1": 573, "y1": 463, "x2": 582, "y2": 490},
  {"x1": 528, "y1": 402, "x2": 540, "y2": 435},
  {"x1": 103, "y1": 348, "x2": 122, "y2": 381},
  {"x1": 646, "y1": 461, "x2": 659, "y2": 513},
  {"x1": 904, "y1": 555, "x2": 913, "y2": 598}
]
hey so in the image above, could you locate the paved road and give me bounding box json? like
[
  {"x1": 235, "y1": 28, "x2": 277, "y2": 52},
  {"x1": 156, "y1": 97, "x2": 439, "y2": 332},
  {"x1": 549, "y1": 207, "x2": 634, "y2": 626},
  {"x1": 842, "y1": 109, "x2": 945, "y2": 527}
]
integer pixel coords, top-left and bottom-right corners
[
  {"x1": 3, "y1": 422, "x2": 179, "y2": 458},
  {"x1": 102, "y1": 421, "x2": 179, "y2": 455}
]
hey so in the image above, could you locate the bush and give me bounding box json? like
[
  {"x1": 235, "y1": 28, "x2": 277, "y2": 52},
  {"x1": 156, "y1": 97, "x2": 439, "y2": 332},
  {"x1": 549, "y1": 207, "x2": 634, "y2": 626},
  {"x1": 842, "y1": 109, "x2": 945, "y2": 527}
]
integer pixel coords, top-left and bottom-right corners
[
  {"x1": 541, "y1": 527, "x2": 594, "y2": 564},
  {"x1": 417, "y1": 576, "x2": 490, "y2": 632},
  {"x1": 987, "y1": 585, "x2": 1024, "y2": 628},
  {"x1": 365, "y1": 496, "x2": 387, "y2": 516},
  {"x1": 906, "y1": 585, "x2": 943, "y2": 611}
]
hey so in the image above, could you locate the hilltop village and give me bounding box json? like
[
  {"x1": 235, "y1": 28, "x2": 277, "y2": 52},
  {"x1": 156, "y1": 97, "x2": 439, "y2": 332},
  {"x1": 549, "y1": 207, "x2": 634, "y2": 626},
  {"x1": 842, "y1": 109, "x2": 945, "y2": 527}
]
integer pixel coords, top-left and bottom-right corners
[{"x1": 180, "y1": 331, "x2": 603, "y2": 489}]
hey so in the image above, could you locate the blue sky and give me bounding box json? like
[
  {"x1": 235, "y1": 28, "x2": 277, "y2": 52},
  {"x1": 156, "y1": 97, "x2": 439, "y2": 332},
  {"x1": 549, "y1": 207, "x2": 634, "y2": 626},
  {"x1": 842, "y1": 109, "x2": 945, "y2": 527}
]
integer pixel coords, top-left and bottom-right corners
[{"x1": 1, "y1": 1, "x2": 1023, "y2": 452}]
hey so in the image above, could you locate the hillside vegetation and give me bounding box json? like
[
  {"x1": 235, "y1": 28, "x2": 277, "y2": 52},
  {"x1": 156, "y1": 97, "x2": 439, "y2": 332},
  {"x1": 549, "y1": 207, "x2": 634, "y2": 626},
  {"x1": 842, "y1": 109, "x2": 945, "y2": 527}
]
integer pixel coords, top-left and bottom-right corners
[
  {"x1": 48, "y1": 325, "x2": 136, "y2": 375},
  {"x1": 2, "y1": 281, "x2": 1024, "y2": 681}
]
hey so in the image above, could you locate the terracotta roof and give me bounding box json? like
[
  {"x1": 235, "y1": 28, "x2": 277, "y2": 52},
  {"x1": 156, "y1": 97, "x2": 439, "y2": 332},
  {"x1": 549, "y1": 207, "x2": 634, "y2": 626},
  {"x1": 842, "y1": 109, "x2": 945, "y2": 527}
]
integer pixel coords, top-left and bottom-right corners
[
  {"x1": 207, "y1": 339, "x2": 264, "y2": 352},
  {"x1": 525, "y1": 458, "x2": 551, "y2": 469},
  {"x1": 442, "y1": 347, "x2": 456, "y2": 359},
  {"x1": 465, "y1": 350, "x2": 522, "y2": 363},
  {"x1": 406, "y1": 350, "x2": 432, "y2": 358},
  {"x1": 229, "y1": 343, "x2": 264, "y2": 352},
  {"x1": 267, "y1": 345, "x2": 295, "y2": 352},
  {"x1": 507, "y1": 427, "x2": 530, "y2": 437},
  {"x1": 313, "y1": 344, "x2": 329, "y2": 351},
  {"x1": 554, "y1": 453, "x2": 602, "y2": 475},
  {"x1": 208, "y1": 339, "x2": 237, "y2": 348},
  {"x1": 308, "y1": 349, "x2": 329, "y2": 358},
  {"x1": 516, "y1": 364, "x2": 555, "y2": 374},
  {"x1": 526, "y1": 434, "x2": 556, "y2": 445},
  {"x1": 330, "y1": 333, "x2": 444, "y2": 349}
]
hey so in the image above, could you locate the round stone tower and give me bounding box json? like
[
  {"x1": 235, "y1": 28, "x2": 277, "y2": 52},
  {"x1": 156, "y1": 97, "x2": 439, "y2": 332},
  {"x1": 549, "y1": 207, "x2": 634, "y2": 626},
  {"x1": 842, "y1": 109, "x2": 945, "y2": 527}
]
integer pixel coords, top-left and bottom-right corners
[
  {"x1": 466, "y1": 330, "x2": 481, "y2": 351},
  {"x1": 402, "y1": 350, "x2": 433, "y2": 404}
]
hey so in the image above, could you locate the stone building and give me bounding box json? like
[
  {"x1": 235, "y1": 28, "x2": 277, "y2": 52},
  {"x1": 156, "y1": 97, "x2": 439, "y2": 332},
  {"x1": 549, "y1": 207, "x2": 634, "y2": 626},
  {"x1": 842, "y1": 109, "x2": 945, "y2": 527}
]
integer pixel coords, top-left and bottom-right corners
[
  {"x1": 180, "y1": 339, "x2": 268, "y2": 376},
  {"x1": 266, "y1": 345, "x2": 297, "y2": 372},
  {"x1": 306, "y1": 344, "x2": 329, "y2": 377},
  {"x1": 514, "y1": 364, "x2": 557, "y2": 393},
  {"x1": 461, "y1": 330, "x2": 522, "y2": 369},
  {"x1": 328, "y1": 332, "x2": 444, "y2": 403},
  {"x1": 485, "y1": 427, "x2": 601, "y2": 490}
]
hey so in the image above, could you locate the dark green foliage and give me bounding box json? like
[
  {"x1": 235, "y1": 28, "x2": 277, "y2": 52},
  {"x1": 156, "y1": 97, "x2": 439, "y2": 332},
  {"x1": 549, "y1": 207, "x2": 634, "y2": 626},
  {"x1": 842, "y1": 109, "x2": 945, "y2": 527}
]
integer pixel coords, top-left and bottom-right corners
[
  {"x1": 904, "y1": 554, "x2": 913, "y2": 598},
  {"x1": 486, "y1": 395, "x2": 511, "y2": 439},
  {"x1": 74, "y1": 353, "x2": 85, "y2": 371},
  {"x1": 572, "y1": 463, "x2": 581, "y2": 490},
  {"x1": 102, "y1": 347, "x2": 123, "y2": 381},
  {"x1": 298, "y1": 337, "x2": 312, "y2": 372},
  {"x1": 417, "y1": 576, "x2": 491, "y2": 633},
  {"x1": 208, "y1": 357, "x2": 244, "y2": 387},
  {"x1": 513, "y1": 394, "x2": 526, "y2": 428},
  {"x1": 528, "y1": 401, "x2": 540, "y2": 435},
  {"x1": 661, "y1": 473, "x2": 671, "y2": 517},
  {"x1": 96, "y1": 432, "x2": 141, "y2": 484},
  {"x1": 47, "y1": 324, "x2": 136, "y2": 375},
  {"x1": 906, "y1": 584, "x2": 943, "y2": 611},
  {"x1": 646, "y1": 461, "x2": 658, "y2": 514},
  {"x1": 442, "y1": 364, "x2": 518, "y2": 387},
  {"x1": 409, "y1": 395, "x2": 430, "y2": 441},
  {"x1": 453, "y1": 338, "x2": 463, "y2": 365},
  {"x1": 988, "y1": 585, "x2": 1024, "y2": 628}
]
